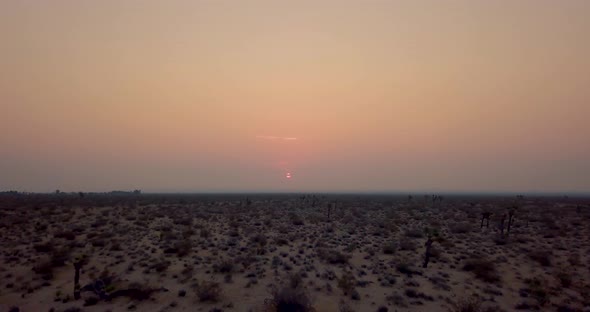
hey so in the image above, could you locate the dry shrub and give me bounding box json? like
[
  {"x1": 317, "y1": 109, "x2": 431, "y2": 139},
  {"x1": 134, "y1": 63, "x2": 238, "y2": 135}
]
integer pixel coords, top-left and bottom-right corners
[
  {"x1": 528, "y1": 250, "x2": 552, "y2": 267},
  {"x1": 555, "y1": 270, "x2": 573, "y2": 288},
  {"x1": 110, "y1": 282, "x2": 158, "y2": 301},
  {"x1": 251, "y1": 233, "x2": 268, "y2": 246},
  {"x1": 398, "y1": 239, "x2": 417, "y2": 251},
  {"x1": 291, "y1": 216, "x2": 305, "y2": 226},
  {"x1": 567, "y1": 253, "x2": 581, "y2": 266},
  {"x1": 54, "y1": 231, "x2": 76, "y2": 240},
  {"x1": 214, "y1": 259, "x2": 235, "y2": 273},
  {"x1": 152, "y1": 259, "x2": 171, "y2": 272},
  {"x1": 32, "y1": 259, "x2": 54, "y2": 280},
  {"x1": 524, "y1": 277, "x2": 550, "y2": 306},
  {"x1": 265, "y1": 274, "x2": 314, "y2": 312},
  {"x1": 317, "y1": 249, "x2": 350, "y2": 265},
  {"x1": 200, "y1": 228, "x2": 211, "y2": 238},
  {"x1": 50, "y1": 247, "x2": 71, "y2": 267},
  {"x1": 449, "y1": 222, "x2": 472, "y2": 234},
  {"x1": 34, "y1": 242, "x2": 54, "y2": 253},
  {"x1": 275, "y1": 237, "x2": 289, "y2": 246},
  {"x1": 448, "y1": 296, "x2": 481, "y2": 312},
  {"x1": 337, "y1": 271, "x2": 356, "y2": 296},
  {"x1": 382, "y1": 242, "x2": 396, "y2": 255},
  {"x1": 462, "y1": 259, "x2": 500, "y2": 283},
  {"x1": 174, "y1": 239, "x2": 192, "y2": 257},
  {"x1": 195, "y1": 281, "x2": 222, "y2": 302},
  {"x1": 404, "y1": 228, "x2": 424, "y2": 238}
]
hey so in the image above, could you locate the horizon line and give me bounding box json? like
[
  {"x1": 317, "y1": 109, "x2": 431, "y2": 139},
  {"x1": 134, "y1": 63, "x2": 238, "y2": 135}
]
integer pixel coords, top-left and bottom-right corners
[{"x1": 3, "y1": 190, "x2": 589, "y2": 197}]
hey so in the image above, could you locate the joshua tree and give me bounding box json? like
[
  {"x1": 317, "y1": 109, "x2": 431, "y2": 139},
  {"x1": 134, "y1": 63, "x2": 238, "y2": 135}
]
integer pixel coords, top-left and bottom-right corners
[
  {"x1": 422, "y1": 228, "x2": 440, "y2": 268},
  {"x1": 499, "y1": 214, "x2": 506, "y2": 238},
  {"x1": 507, "y1": 206, "x2": 517, "y2": 234},
  {"x1": 73, "y1": 254, "x2": 88, "y2": 300},
  {"x1": 431, "y1": 195, "x2": 443, "y2": 204},
  {"x1": 326, "y1": 201, "x2": 336, "y2": 222},
  {"x1": 481, "y1": 212, "x2": 493, "y2": 228}
]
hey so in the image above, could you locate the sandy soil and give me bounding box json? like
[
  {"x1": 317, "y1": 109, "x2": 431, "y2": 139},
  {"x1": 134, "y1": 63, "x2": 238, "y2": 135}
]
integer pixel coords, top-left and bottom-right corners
[{"x1": 0, "y1": 193, "x2": 589, "y2": 312}]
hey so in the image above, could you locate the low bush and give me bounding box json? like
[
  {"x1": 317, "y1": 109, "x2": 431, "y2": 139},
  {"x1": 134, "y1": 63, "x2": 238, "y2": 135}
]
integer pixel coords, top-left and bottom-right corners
[
  {"x1": 462, "y1": 259, "x2": 500, "y2": 283},
  {"x1": 382, "y1": 242, "x2": 396, "y2": 255},
  {"x1": 195, "y1": 281, "x2": 222, "y2": 302},
  {"x1": 404, "y1": 228, "x2": 424, "y2": 238},
  {"x1": 213, "y1": 259, "x2": 234, "y2": 274},
  {"x1": 448, "y1": 222, "x2": 472, "y2": 234},
  {"x1": 265, "y1": 274, "x2": 314, "y2": 312},
  {"x1": 448, "y1": 296, "x2": 481, "y2": 312},
  {"x1": 528, "y1": 250, "x2": 551, "y2": 267},
  {"x1": 337, "y1": 271, "x2": 356, "y2": 296},
  {"x1": 317, "y1": 249, "x2": 350, "y2": 265}
]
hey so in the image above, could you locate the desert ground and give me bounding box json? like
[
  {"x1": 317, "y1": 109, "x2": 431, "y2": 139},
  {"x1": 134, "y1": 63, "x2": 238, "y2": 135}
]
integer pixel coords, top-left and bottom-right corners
[{"x1": 0, "y1": 193, "x2": 589, "y2": 312}]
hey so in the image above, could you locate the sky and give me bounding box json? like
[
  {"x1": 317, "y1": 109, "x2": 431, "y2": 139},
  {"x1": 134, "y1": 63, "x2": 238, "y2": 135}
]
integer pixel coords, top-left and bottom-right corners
[{"x1": 1, "y1": 1, "x2": 589, "y2": 193}]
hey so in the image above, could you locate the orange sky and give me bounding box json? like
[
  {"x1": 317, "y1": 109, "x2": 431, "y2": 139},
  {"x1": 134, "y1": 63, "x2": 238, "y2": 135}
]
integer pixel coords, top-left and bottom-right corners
[{"x1": 1, "y1": 1, "x2": 589, "y2": 193}]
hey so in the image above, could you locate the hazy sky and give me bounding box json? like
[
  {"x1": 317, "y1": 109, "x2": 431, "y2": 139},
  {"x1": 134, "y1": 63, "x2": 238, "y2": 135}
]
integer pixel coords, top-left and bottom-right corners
[{"x1": 1, "y1": 1, "x2": 589, "y2": 193}]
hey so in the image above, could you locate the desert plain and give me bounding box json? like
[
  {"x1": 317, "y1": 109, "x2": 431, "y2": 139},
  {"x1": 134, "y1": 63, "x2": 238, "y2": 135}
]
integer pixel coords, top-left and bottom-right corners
[{"x1": 0, "y1": 193, "x2": 589, "y2": 312}]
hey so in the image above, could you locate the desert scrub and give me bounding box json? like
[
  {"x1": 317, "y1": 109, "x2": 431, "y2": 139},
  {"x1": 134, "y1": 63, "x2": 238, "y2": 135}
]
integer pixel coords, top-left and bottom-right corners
[
  {"x1": 194, "y1": 281, "x2": 222, "y2": 302},
  {"x1": 151, "y1": 259, "x2": 171, "y2": 273},
  {"x1": 265, "y1": 274, "x2": 315, "y2": 312},
  {"x1": 404, "y1": 228, "x2": 424, "y2": 238},
  {"x1": 523, "y1": 277, "x2": 551, "y2": 307},
  {"x1": 317, "y1": 249, "x2": 350, "y2": 265},
  {"x1": 250, "y1": 233, "x2": 268, "y2": 246},
  {"x1": 33, "y1": 242, "x2": 54, "y2": 253},
  {"x1": 528, "y1": 250, "x2": 552, "y2": 267},
  {"x1": 199, "y1": 227, "x2": 211, "y2": 238},
  {"x1": 382, "y1": 242, "x2": 396, "y2": 255},
  {"x1": 337, "y1": 271, "x2": 356, "y2": 296},
  {"x1": 555, "y1": 269, "x2": 573, "y2": 288},
  {"x1": 448, "y1": 222, "x2": 472, "y2": 234},
  {"x1": 290, "y1": 214, "x2": 305, "y2": 226},
  {"x1": 398, "y1": 239, "x2": 417, "y2": 251},
  {"x1": 33, "y1": 259, "x2": 54, "y2": 280},
  {"x1": 462, "y1": 258, "x2": 500, "y2": 283},
  {"x1": 448, "y1": 295, "x2": 482, "y2": 312},
  {"x1": 213, "y1": 259, "x2": 234, "y2": 274}
]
